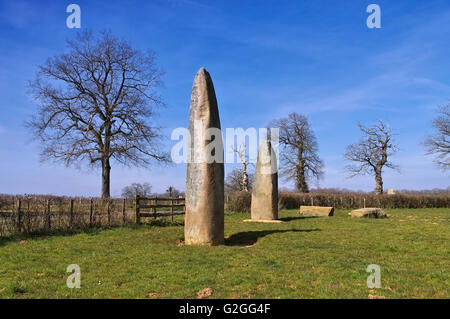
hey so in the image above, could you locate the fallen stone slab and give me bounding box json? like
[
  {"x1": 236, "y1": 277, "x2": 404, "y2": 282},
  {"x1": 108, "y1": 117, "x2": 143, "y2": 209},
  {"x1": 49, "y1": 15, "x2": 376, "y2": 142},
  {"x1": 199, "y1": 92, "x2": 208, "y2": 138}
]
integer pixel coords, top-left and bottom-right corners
[
  {"x1": 350, "y1": 208, "x2": 387, "y2": 218},
  {"x1": 299, "y1": 206, "x2": 334, "y2": 217}
]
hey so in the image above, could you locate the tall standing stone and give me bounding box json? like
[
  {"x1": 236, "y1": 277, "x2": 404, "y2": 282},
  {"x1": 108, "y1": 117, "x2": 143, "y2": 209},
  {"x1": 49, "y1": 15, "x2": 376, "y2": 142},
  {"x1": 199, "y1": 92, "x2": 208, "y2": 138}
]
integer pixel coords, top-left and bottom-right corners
[
  {"x1": 185, "y1": 67, "x2": 224, "y2": 245},
  {"x1": 251, "y1": 140, "x2": 278, "y2": 220}
]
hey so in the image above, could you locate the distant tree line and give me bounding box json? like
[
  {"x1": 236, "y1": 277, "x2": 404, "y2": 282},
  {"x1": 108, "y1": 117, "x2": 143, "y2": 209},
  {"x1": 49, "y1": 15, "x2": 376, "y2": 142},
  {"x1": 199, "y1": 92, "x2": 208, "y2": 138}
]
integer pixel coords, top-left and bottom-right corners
[{"x1": 121, "y1": 183, "x2": 182, "y2": 199}]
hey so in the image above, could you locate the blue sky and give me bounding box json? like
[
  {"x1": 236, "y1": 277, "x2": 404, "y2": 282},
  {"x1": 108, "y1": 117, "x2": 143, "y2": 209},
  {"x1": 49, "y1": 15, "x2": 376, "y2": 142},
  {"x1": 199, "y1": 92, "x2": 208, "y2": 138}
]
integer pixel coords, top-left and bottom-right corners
[{"x1": 0, "y1": 0, "x2": 449, "y2": 196}]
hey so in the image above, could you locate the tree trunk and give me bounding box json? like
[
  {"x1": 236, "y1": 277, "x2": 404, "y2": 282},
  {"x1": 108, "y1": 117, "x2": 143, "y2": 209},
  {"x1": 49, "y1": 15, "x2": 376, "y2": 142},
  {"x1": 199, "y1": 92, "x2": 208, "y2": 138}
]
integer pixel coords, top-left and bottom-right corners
[
  {"x1": 296, "y1": 170, "x2": 309, "y2": 193},
  {"x1": 102, "y1": 121, "x2": 112, "y2": 199},
  {"x1": 296, "y1": 149, "x2": 309, "y2": 193},
  {"x1": 241, "y1": 162, "x2": 249, "y2": 192},
  {"x1": 102, "y1": 157, "x2": 111, "y2": 198},
  {"x1": 374, "y1": 167, "x2": 383, "y2": 195}
]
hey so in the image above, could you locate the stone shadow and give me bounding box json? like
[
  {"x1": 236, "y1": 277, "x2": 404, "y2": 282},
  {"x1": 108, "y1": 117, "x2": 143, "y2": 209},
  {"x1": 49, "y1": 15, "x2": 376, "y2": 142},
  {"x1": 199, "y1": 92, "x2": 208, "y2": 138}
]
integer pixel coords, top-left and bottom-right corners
[
  {"x1": 225, "y1": 228, "x2": 321, "y2": 247},
  {"x1": 278, "y1": 216, "x2": 319, "y2": 222},
  {"x1": 145, "y1": 219, "x2": 184, "y2": 227}
]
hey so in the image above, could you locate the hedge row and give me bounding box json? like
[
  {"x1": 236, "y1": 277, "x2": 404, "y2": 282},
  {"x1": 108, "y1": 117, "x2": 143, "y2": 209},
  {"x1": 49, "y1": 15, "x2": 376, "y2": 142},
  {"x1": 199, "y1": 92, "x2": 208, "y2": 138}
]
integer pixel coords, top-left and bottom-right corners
[{"x1": 225, "y1": 191, "x2": 450, "y2": 213}]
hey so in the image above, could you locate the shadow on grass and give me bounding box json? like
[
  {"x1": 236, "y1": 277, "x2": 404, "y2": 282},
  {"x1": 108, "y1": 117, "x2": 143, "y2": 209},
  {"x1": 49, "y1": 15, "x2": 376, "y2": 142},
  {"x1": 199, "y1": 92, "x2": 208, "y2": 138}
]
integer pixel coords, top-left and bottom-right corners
[
  {"x1": 0, "y1": 223, "x2": 152, "y2": 246},
  {"x1": 0, "y1": 219, "x2": 185, "y2": 246},
  {"x1": 225, "y1": 228, "x2": 321, "y2": 246},
  {"x1": 0, "y1": 227, "x2": 106, "y2": 247},
  {"x1": 279, "y1": 216, "x2": 319, "y2": 222},
  {"x1": 144, "y1": 219, "x2": 184, "y2": 227}
]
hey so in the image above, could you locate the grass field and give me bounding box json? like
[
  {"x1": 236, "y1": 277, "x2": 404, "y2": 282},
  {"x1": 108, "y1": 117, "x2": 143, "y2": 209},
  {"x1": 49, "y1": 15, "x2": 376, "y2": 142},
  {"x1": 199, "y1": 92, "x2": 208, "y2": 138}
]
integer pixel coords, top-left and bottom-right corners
[{"x1": 0, "y1": 208, "x2": 449, "y2": 299}]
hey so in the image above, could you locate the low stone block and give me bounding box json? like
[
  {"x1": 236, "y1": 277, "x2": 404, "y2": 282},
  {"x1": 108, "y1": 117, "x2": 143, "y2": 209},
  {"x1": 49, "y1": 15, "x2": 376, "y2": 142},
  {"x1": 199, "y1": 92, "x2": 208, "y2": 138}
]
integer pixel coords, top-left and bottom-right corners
[
  {"x1": 350, "y1": 208, "x2": 387, "y2": 218},
  {"x1": 299, "y1": 206, "x2": 334, "y2": 217}
]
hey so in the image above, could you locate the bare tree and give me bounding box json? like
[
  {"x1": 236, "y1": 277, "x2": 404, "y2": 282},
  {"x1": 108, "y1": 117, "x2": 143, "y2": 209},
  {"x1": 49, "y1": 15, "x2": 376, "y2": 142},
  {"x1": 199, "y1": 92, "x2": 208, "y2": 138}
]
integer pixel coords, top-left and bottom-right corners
[
  {"x1": 345, "y1": 120, "x2": 399, "y2": 195},
  {"x1": 233, "y1": 143, "x2": 253, "y2": 192},
  {"x1": 424, "y1": 104, "x2": 450, "y2": 169},
  {"x1": 122, "y1": 182, "x2": 152, "y2": 199},
  {"x1": 225, "y1": 168, "x2": 254, "y2": 193},
  {"x1": 27, "y1": 31, "x2": 168, "y2": 198},
  {"x1": 269, "y1": 112, "x2": 323, "y2": 193}
]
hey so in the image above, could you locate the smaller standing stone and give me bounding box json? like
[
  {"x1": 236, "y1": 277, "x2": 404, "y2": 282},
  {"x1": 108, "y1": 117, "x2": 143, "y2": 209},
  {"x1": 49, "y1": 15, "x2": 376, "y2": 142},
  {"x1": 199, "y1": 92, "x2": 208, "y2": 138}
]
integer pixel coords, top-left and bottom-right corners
[{"x1": 250, "y1": 140, "x2": 278, "y2": 221}]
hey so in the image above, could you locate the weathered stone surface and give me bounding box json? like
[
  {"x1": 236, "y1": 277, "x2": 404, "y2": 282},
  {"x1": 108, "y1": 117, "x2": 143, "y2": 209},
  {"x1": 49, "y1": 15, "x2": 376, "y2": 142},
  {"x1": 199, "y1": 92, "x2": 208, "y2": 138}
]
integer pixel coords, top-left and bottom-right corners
[
  {"x1": 250, "y1": 140, "x2": 278, "y2": 221},
  {"x1": 185, "y1": 67, "x2": 224, "y2": 245},
  {"x1": 299, "y1": 206, "x2": 334, "y2": 217},
  {"x1": 350, "y1": 208, "x2": 387, "y2": 218}
]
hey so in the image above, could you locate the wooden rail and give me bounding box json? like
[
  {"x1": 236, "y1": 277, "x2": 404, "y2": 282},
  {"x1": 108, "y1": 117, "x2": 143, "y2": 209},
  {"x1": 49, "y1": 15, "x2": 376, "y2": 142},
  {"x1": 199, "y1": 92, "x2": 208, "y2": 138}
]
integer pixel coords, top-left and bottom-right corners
[{"x1": 135, "y1": 195, "x2": 185, "y2": 224}]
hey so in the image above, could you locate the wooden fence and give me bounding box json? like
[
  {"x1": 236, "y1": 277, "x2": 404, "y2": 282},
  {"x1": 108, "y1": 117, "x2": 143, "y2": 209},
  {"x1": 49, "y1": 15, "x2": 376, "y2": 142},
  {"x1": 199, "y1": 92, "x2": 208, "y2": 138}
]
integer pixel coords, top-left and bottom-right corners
[
  {"x1": 0, "y1": 197, "x2": 131, "y2": 236},
  {"x1": 135, "y1": 195, "x2": 185, "y2": 224}
]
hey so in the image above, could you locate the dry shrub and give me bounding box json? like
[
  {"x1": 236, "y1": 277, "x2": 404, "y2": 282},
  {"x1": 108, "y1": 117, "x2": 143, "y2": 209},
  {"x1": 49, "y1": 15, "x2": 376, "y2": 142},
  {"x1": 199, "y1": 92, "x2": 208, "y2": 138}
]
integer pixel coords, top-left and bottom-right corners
[{"x1": 226, "y1": 191, "x2": 252, "y2": 213}]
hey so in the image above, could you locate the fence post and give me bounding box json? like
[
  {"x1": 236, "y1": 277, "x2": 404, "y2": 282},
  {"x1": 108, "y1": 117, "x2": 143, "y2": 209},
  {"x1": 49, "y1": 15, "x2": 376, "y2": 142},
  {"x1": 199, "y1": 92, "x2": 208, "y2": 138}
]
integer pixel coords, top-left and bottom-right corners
[
  {"x1": 171, "y1": 197, "x2": 174, "y2": 223},
  {"x1": 135, "y1": 195, "x2": 140, "y2": 224},
  {"x1": 46, "y1": 199, "x2": 51, "y2": 231},
  {"x1": 363, "y1": 198, "x2": 366, "y2": 208},
  {"x1": 69, "y1": 199, "x2": 74, "y2": 229},
  {"x1": 153, "y1": 196, "x2": 157, "y2": 219},
  {"x1": 58, "y1": 200, "x2": 62, "y2": 227},
  {"x1": 89, "y1": 198, "x2": 93, "y2": 227},
  {"x1": 26, "y1": 199, "x2": 30, "y2": 233},
  {"x1": 122, "y1": 198, "x2": 126, "y2": 225},
  {"x1": 107, "y1": 200, "x2": 111, "y2": 226},
  {"x1": 16, "y1": 199, "x2": 22, "y2": 233}
]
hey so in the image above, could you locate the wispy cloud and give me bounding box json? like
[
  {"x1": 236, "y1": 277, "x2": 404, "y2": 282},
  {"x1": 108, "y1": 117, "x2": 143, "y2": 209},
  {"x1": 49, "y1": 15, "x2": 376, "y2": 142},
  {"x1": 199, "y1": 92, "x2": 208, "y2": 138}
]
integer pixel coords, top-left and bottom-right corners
[
  {"x1": 277, "y1": 74, "x2": 450, "y2": 115},
  {"x1": 271, "y1": 12, "x2": 450, "y2": 116}
]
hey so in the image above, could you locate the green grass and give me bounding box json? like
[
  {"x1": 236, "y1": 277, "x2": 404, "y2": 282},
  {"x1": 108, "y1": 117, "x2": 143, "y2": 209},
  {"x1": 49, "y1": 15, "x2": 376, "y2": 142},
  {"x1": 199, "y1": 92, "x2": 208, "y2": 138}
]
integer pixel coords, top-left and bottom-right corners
[{"x1": 0, "y1": 208, "x2": 449, "y2": 299}]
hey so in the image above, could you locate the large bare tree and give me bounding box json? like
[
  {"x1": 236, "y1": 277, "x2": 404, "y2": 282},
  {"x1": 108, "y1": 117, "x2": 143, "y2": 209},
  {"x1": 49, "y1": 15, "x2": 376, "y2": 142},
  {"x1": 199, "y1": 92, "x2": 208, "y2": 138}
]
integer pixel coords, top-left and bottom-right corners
[
  {"x1": 28, "y1": 31, "x2": 168, "y2": 198},
  {"x1": 424, "y1": 104, "x2": 450, "y2": 170},
  {"x1": 345, "y1": 120, "x2": 398, "y2": 194},
  {"x1": 269, "y1": 112, "x2": 323, "y2": 193}
]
